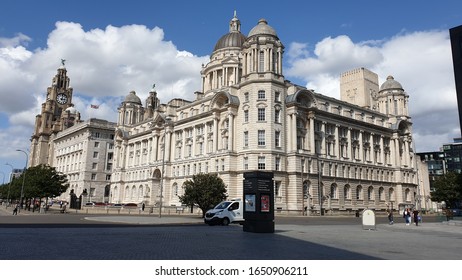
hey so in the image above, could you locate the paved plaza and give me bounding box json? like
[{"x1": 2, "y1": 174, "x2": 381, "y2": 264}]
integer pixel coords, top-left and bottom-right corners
[{"x1": 0, "y1": 206, "x2": 461, "y2": 260}]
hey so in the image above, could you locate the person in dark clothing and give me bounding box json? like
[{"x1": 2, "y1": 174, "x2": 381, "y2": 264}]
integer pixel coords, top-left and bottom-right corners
[
  {"x1": 413, "y1": 209, "x2": 420, "y2": 226},
  {"x1": 387, "y1": 209, "x2": 394, "y2": 225},
  {"x1": 12, "y1": 203, "x2": 19, "y2": 215}
]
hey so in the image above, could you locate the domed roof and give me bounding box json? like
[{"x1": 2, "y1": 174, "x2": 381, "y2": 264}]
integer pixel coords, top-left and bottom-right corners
[
  {"x1": 124, "y1": 90, "x2": 142, "y2": 104},
  {"x1": 213, "y1": 12, "x2": 246, "y2": 52},
  {"x1": 380, "y1": 76, "x2": 403, "y2": 91},
  {"x1": 248, "y1": 19, "x2": 277, "y2": 37},
  {"x1": 213, "y1": 32, "x2": 247, "y2": 51}
]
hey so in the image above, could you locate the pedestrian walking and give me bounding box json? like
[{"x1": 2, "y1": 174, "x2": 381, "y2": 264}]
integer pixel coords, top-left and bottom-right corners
[
  {"x1": 142, "y1": 203, "x2": 145, "y2": 212},
  {"x1": 61, "y1": 202, "x2": 67, "y2": 214},
  {"x1": 403, "y1": 208, "x2": 411, "y2": 225},
  {"x1": 12, "y1": 203, "x2": 19, "y2": 215},
  {"x1": 413, "y1": 209, "x2": 420, "y2": 226},
  {"x1": 387, "y1": 209, "x2": 394, "y2": 225}
]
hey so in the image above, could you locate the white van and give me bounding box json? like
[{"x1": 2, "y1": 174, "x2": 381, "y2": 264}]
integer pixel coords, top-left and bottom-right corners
[{"x1": 204, "y1": 199, "x2": 244, "y2": 226}]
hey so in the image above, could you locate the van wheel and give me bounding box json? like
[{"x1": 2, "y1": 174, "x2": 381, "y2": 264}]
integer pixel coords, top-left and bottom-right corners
[{"x1": 222, "y1": 218, "x2": 230, "y2": 226}]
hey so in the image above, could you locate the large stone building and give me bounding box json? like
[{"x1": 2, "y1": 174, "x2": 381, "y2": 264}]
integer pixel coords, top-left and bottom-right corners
[
  {"x1": 29, "y1": 62, "x2": 116, "y2": 203},
  {"x1": 109, "y1": 14, "x2": 421, "y2": 215}
]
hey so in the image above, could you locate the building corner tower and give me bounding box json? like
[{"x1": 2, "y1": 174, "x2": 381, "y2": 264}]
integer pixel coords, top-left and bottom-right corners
[{"x1": 29, "y1": 61, "x2": 76, "y2": 167}]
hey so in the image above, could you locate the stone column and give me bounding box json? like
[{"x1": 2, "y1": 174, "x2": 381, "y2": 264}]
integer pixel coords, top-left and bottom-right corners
[
  {"x1": 154, "y1": 134, "x2": 160, "y2": 161},
  {"x1": 309, "y1": 116, "x2": 315, "y2": 153},
  {"x1": 380, "y1": 136, "x2": 384, "y2": 164},
  {"x1": 228, "y1": 112, "x2": 234, "y2": 151},
  {"x1": 320, "y1": 122, "x2": 326, "y2": 155},
  {"x1": 334, "y1": 125, "x2": 339, "y2": 157},
  {"x1": 347, "y1": 128, "x2": 352, "y2": 159},
  {"x1": 214, "y1": 115, "x2": 219, "y2": 151},
  {"x1": 292, "y1": 113, "x2": 298, "y2": 151}
]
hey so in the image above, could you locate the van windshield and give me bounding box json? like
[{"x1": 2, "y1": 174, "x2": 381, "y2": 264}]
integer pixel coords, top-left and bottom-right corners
[{"x1": 214, "y1": 202, "x2": 231, "y2": 210}]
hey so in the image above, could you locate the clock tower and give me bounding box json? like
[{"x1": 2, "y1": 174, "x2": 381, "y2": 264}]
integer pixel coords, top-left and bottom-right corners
[{"x1": 29, "y1": 61, "x2": 80, "y2": 167}]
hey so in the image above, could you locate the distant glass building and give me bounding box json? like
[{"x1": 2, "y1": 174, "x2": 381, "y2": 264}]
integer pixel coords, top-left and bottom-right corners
[
  {"x1": 442, "y1": 138, "x2": 462, "y2": 174},
  {"x1": 417, "y1": 151, "x2": 445, "y2": 191}
]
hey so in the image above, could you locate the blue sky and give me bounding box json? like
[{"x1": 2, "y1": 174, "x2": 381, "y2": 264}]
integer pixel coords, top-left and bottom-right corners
[{"x1": 1, "y1": 0, "x2": 462, "y2": 181}]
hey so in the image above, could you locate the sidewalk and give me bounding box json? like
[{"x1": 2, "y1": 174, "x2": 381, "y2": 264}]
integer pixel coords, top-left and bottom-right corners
[{"x1": 84, "y1": 215, "x2": 204, "y2": 225}]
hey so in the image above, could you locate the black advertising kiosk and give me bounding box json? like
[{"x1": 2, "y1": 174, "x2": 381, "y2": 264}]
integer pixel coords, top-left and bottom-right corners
[{"x1": 243, "y1": 171, "x2": 274, "y2": 233}]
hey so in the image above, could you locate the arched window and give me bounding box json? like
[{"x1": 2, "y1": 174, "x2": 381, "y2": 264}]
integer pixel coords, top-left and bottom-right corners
[
  {"x1": 124, "y1": 186, "x2": 130, "y2": 200},
  {"x1": 389, "y1": 188, "x2": 395, "y2": 201},
  {"x1": 303, "y1": 181, "x2": 310, "y2": 198},
  {"x1": 145, "y1": 186, "x2": 151, "y2": 198},
  {"x1": 405, "y1": 188, "x2": 411, "y2": 201},
  {"x1": 131, "y1": 186, "x2": 137, "y2": 200},
  {"x1": 330, "y1": 184, "x2": 338, "y2": 199},
  {"x1": 356, "y1": 186, "x2": 363, "y2": 200},
  {"x1": 368, "y1": 186, "x2": 374, "y2": 201},
  {"x1": 344, "y1": 185, "x2": 351, "y2": 199},
  {"x1": 113, "y1": 186, "x2": 118, "y2": 201},
  {"x1": 138, "y1": 185, "x2": 143, "y2": 200},
  {"x1": 172, "y1": 183, "x2": 179, "y2": 197},
  {"x1": 379, "y1": 187, "x2": 384, "y2": 201}
]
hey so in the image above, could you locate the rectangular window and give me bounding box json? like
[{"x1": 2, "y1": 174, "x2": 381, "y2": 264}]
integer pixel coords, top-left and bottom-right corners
[
  {"x1": 259, "y1": 51, "x2": 265, "y2": 72},
  {"x1": 106, "y1": 163, "x2": 112, "y2": 170},
  {"x1": 91, "y1": 173, "x2": 96, "y2": 180},
  {"x1": 275, "y1": 181, "x2": 281, "y2": 197},
  {"x1": 199, "y1": 142, "x2": 203, "y2": 155},
  {"x1": 258, "y1": 90, "x2": 265, "y2": 99},
  {"x1": 258, "y1": 108, "x2": 265, "y2": 121},
  {"x1": 275, "y1": 91, "x2": 280, "y2": 102},
  {"x1": 244, "y1": 157, "x2": 248, "y2": 170},
  {"x1": 275, "y1": 131, "x2": 280, "y2": 147},
  {"x1": 94, "y1": 142, "x2": 99, "y2": 148},
  {"x1": 275, "y1": 109, "x2": 280, "y2": 123},
  {"x1": 92, "y1": 163, "x2": 97, "y2": 169},
  {"x1": 244, "y1": 131, "x2": 249, "y2": 147},
  {"x1": 244, "y1": 110, "x2": 249, "y2": 122},
  {"x1": 106, "y1": 174, "x2": 111, "y2": 181},
  {"x1": 244, "y1": 92, "x2": 249, "y2": 102},
  {"x1": 93, "y1": 152, "x2": 98, "y2": 158},
  {"x1": 297, "y1": 136, "x2": 303, "y2": 150},
  {"x1": 258, "y1": 130, "x2": 266, "y2": 146},
  {"x1": 258, "y1": 156, "x2": 266, "y2": 170},
  {"x1": 275, "y1": 157, "x2": 280, "y2": 171}
]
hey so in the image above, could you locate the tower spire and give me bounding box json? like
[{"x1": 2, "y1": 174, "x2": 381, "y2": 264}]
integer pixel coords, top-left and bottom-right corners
[{"x1": 229, "y1": 10, "x2": 240, "y2": 32}]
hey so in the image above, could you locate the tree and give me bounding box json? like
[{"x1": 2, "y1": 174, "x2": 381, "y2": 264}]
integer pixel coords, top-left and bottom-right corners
[
  {"x1": 431, "y1": 172, "x2": 462, "y2": 208},
  {"x1": 9, "y1": 164, "x2": 69, "y2": 202},
  {"x1": 179, "y1": 173, "x2": 227, "y2": 217}
]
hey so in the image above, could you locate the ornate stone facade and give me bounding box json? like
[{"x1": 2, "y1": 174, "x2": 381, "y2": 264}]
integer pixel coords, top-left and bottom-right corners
[{"x1": 109, "y1": 14, "x2": 420, "y2": 215}]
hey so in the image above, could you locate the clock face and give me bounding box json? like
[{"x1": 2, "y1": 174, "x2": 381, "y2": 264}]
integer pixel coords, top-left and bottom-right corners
[{"x1": 56, "y1": 93, "x2": 68, "y2": 105}]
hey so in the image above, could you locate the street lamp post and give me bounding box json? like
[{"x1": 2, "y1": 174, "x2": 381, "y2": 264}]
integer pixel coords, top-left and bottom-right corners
[
  {"x1": 159, "y1": 116, "x2": 171, "y2": 218},
  {"x1": 317, "y1": 156, "x2": 323, "y2": 216},
  {"x1": 0, "y1": 171, "x2": 4, "y2": 206},
  {"x1": 16, "y1": 149, "x2": 28, "y2": 211},
  {"x1": 5, "y1": 163, "x2": 14, "y2": 207}
]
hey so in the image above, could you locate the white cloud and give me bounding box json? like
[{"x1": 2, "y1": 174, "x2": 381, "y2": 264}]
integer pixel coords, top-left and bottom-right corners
[
  {"x1": 285, "y1": 30, "x2": 460, "y2": 152},
  {"x1": 0, "y1": 21, "x2": 209, "y2": 166}
]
